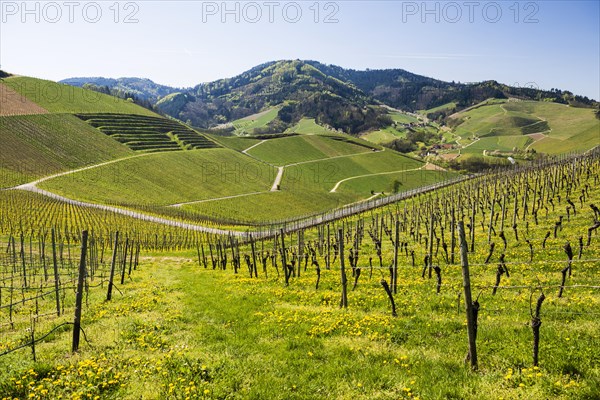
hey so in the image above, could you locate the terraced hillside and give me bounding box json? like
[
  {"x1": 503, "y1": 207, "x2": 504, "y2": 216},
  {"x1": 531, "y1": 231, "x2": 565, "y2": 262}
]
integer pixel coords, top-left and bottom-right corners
[
  {"x1": 0, "y1": 75, "x2": 169, "y2": 187},
  {"x1": 76, "y1": 114, "x2": 219, "y2": 152}
]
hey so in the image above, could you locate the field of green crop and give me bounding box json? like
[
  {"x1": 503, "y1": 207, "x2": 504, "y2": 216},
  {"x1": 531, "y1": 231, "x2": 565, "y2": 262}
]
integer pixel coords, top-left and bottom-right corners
[
  {"x1": 210, "y1": 135, "x2": 263, "y2": 152},
  {"x1": 362, "y1": 126, "x2": 408, "y2": 144},
  {"x1": 40, "y1": 148, "x2": 276, "y2": 207},
  {"x1": 2, "y1": 76, "x2": 157, "y2": 116},
  {"x1": 340, "y1": 169, "x2": 455, "y2": 195},
  {"x1": 450, "y1": 100, "x2": 599, "y2": 154},
  {"x1": 36, "y1": 143, "x2": 442, "y2": 224},
  {"x1": 0, "y1": 189, "x2": 214, "y2": 243},
  {"x1": 182, "y1": 190, "x2": 354, "y2": 223},
  {"x1": 183, "y1": 168, "x2": 454, "y2": 223},
  {"x1": 389, "y1": 111, "x2": 419, "y2": 124},
  {"x1": 420, "y1": 102, "x2": 457, "y2": 115},
  {"x1": 232, "y1": 107, "x2": 280, "y2": 133},
  {"x1": 286, "y1": 118, "x2": 335, "y2": 134},
  {"x1": 0, "y1": 114, "x2": 132, "y2": 188},
  {"x1": 283, "y1": 150, "x2": 423, "y2": 193},
  {"x1": 246, "y1": 135, "x2": 372, "y2": 165},
  {"x1": 461, "y1": 136, "x2": 533, "y2": 154}
]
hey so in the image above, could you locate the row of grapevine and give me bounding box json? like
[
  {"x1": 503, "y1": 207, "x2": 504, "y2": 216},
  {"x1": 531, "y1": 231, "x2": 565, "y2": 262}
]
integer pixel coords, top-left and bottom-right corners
[{"x1": 76, "y1": 114, "x2": 219, "y2": 152}]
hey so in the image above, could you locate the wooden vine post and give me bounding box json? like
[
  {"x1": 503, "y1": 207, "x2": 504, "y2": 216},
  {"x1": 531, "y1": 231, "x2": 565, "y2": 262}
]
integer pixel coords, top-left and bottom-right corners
[
  {"x1": 51, "y1": 228, "x2": 61, "y2": 316},
  {"x1": 458, "y1": 221, "x2": 478, "y2": 370},
  {"x1": 531, "y1": 292, "x2": 546, "y2": 366},
  {"x1": 338, "y1": 228, "x2": 348, "y2": 309},
  {"x1": 280, "y1": 229, "x2": 288, "y2": 286},
  {"x1": 72, "y1": 230, "x2": 88, "y2": 353},
  {"x1": 106, "y1": 231, "x2": 119, "y2": 301},
  {"x1": 392, "y1": 218, "x2": 400, "y2": 294}
]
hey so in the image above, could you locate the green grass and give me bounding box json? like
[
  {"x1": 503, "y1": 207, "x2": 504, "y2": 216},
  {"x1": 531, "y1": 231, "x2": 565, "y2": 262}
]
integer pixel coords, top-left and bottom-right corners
[
  {"x1": 182, "y1": 190, "x2": 355, "y2": 223},
  {"x1": 362, "y1": 126, "x2": 408, "y2": 144},
  {"x1": 341, "y1": 169, "x2": 456, "y2": 195},
  {"x1": 232, "y1": 107, "x2": 280, "y2": 133},
  {"x1": 0, "y1": 114, "x2": 132, "y2": 187},
  {"x1": 286, "y1": 118, "x2": 335, "y2": 134},
  {"x1": 388, "y1": 111, "x2": 419, "y2": 124},
  {"x1": 420, "y1": 102, "x2": 457, "y2": 115},
  {"x1": 462, "y1": 136, "x2": 533, "y2": 154},
  {"x1": 3, "y1": 76, "x2": 158, "y2": 116},
  {"x1": 208, "y1": 135, "x2": 263, "y2": 152},
  {"x1": 246, "y1": 135, "x2": 373, "y2": 165},
  {"x1": 283, "y1": 150, "x2": 423, "y2": 193},
  {"x1": 450, "y1": 101, "x2": 599, "y2": 153},
  {"x1": 40, "y1": 148, "x2": 276, "y2": 206}
]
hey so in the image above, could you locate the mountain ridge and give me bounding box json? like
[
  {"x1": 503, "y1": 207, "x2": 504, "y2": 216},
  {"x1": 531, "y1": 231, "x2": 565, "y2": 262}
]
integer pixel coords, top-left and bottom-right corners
[{"x1": 57, "y1": 60, "x2": 599, "y2": 134}]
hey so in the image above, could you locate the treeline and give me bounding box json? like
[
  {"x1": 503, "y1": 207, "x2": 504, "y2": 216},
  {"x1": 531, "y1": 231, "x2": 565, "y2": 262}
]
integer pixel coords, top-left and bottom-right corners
[
  {"x1": 82, "y1": 83, "x2": 155, "y2": 111},
  {"x1": 136, "y1": 60, "x2": 599, "y2": 133},
  {"x1": 384, "y1": 129, "x2": 439, "y2": 153}
]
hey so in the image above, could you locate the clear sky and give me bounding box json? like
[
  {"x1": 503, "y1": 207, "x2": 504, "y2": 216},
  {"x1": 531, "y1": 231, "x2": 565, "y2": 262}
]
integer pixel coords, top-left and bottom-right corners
[{"x1": 1, "y1": 1, "x2": 599, "y2": 99}]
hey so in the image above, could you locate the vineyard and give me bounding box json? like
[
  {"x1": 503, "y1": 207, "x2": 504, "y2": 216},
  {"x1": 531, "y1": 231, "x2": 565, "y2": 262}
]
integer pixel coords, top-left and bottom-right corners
[
  {"x1": 0, "y1": 83, "x2": 49, "y2": 117},
  {"x1": 76, "y1": 114, "x2": 219, "y2": 152},
  {"x1": 0, "y1": 114, "x2": 132, "y2": 188},
  {"x1": 1, "y1": 77, "x2": 156, "y2": 116},
  {"x1": 1, "y1": 145, "x2": 599, "y2": 398}
]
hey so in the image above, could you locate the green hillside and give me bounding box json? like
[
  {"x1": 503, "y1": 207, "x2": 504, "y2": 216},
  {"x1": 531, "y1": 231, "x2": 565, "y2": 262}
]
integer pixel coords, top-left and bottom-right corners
[
  {"x1": 361, "y1": 126, "x2": 408, "y2": 144},
  {"x1": 245, "y1": 135, "x2": 374, "y2": 165},
  {"x1": 182, "y1": 166, "x2": 452, "y2": 223},
  {"x1": 179, "y1": 149, "x2": 435, "y2": 223},
  {"x1": 283, "y1": 150, "x2": 424, "y2": 193},
  {"x1": 40, "y1": 148, "x2": 277, "y2": 206},
  {"x1": 210, "y1": 136, "x2": 263, "y2": 152},
  {"x1": 2, "y1": 76, "x2": 157, "y2": 116},
  {"x1": 77, "y1": 113, "x2": 219, "y2": 152},
  {"x1": 286, "y1": 118, "x2": 335, "y2": 134},
  {"x1": 0, "y1": 114, "x2": 132, "y2": 188},
  {"x1": 35, "y1": 131, "x2": 451, "y2": 224},
  {"x1": 231, "y1": 107, "x2": 280, "y2": 134},
  {"x1": 448, "y1": 100, "x2": 599, "y2": 154}
]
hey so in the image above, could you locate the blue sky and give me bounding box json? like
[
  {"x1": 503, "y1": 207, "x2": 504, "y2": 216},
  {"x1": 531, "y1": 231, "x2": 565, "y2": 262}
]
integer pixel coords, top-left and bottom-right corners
[{"x1": 1, "y1": 1, "x2": 599, "y2": 99}]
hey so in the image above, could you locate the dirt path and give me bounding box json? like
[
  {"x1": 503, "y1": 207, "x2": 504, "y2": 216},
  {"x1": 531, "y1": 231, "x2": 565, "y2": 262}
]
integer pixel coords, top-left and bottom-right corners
[
  {"x1": 241, "y1": 140, "x2": 267, "y2": 155},
  {"x1": 170, "y1": 191, "x2": 267, "y2": 207},
  {"x1": 271, "y1": 167, "x2": 284, "y2": 191},
  {"x1": 15, "y1": 152, "x2": 155, "y2": 190},
  {"x1": 12, "y1": 152, "x2": 249, "y2": 236},
  {"x1": 525, "y1": 131, "x2": 551, "y2": 151},
  {"x1": 9, "y1": 143, "x2": 464, "y2": 237},
  {"x1": 330, "y1": 165, "x2": 425, "y2": 193},
  {"x1": 15, "y1": 184, "x2": 246, "y2": 236}
]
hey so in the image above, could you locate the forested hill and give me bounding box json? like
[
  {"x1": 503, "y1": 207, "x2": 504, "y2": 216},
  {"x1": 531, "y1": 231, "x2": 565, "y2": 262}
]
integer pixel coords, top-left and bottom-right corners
[{"x1": 61, "y1": 60, "x2": 599, "y2": 134}]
